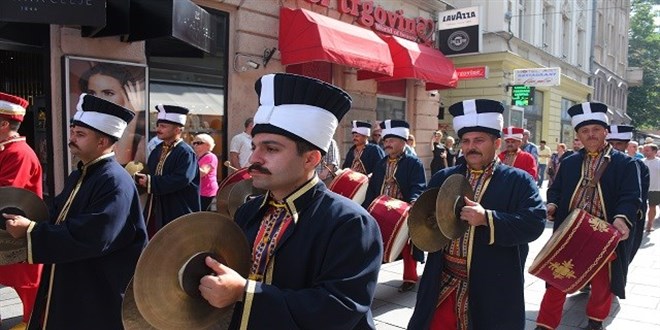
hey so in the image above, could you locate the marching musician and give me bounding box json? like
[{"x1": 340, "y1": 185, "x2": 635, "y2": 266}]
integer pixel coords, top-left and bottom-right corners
[
  {"x1": 535, "y1": 102, "x2": 641, "y2": 330},
  {"x1": 342, "y1": 120, "x2": 385, "y2": 175},
  {"x1": 135, "y1": 104, "x2": 200, "y2": 237},
  {"x1": 498, "y1": 126, "x2": 538, "y2": 179},
  {"x1": 3, "y1": 94, "x2": 148, "y2": 329},
  {"x1": 606, "y1": 124, "x2": 649, "y2": 262},
  {"x1": 408, "y1": 99, "x2": 546, "y2": 330},
  {"x1": 0, "y1": 92, "x2": 43, "y2": 330},
  {"x1": 197, "y1": 73, "x2": 383, "y2": 329},
  {"x1": 362, "y1": 119, "x2": 426, "y2": 292}
]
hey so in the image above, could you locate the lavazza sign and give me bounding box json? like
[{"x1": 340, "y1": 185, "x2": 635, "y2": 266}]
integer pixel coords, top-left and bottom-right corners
[{"x1": 306, "y1": 0, "x2": 436, "y2": 45}]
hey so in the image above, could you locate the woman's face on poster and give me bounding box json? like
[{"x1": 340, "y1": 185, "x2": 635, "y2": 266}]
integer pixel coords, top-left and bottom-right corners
[{"x1": 86, "y1": 73, "x2": 128, "y2": 107}]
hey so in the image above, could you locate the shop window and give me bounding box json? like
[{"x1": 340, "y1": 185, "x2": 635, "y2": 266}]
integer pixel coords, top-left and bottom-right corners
[
  {"x1": 376, "y1": 96, "x2": 406, "y2": 121},
  {"x1": 146, "y1": 7, "x2": 229, "y2": 178}
]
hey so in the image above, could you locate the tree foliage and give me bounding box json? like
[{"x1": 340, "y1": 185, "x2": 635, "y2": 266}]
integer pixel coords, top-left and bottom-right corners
[{"x1": 627, "y1": 0, "x2": 660, "y2": 129}]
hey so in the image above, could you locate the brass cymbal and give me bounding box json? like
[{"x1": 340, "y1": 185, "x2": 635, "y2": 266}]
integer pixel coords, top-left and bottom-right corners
[
  {"x1": 436, "y1": 174, "x2": 472, "y2": 240},
  {"x1": 122, "y1": 278, "x2": 156, "y2": 330},
  {"x1": 0, "y1": 187, "x2": 49, "y2": 224},
  {"x1": 408, "y1": 187, "x2": 449, "y2": 253},
  {"x1": 132, "y1": 211, "x2": 250, "y2": 330},
  {"x1": 217, "y1": 179, "x2": 263, "y2": 218},
  {"x1": 0, "y1": 187, "x2": 49, "y2": 265}
]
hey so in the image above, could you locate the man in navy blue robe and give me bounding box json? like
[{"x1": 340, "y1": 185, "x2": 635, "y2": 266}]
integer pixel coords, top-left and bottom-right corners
[
  {"x1": 136, "y1": 104, "x2": 200, "y2": 237},
  {"x1": 536, "y1": 103, "x2": 640, "y2": 330},
  {"x1": 342, "y1": 120, "x2": 385, "y2": 175},
  {"x1": 408, "y1": 99, "x2": 546, "y2": 330},
  {"x1": 197, "y1": 73, "x2": 383, "y2": 329},
  {"x1": 606, "y1": 124, "x2": 649, "y2": 261},
  {"x1": 4, "y1": 94, "x2": 148, "y2": 330},
  {"x1": 362, "y1": 119, "x2": 426, "y2": 292}
]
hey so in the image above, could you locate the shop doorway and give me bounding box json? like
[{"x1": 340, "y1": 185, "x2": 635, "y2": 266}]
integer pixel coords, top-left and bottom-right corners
[{"x1": 0, "y1": 46, "x2": 54, "y2": 199}]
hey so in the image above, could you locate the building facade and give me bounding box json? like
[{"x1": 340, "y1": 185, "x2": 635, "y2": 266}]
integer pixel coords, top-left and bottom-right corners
[
  {"x1": 441, "y1": 0, "x2": 595, "y2": 147},
  {"x1": 0, "y1": 0, "x2": 461, "y2": 194}
]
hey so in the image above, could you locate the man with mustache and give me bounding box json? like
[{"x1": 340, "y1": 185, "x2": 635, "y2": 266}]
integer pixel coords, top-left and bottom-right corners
[
  {"x1": 135, "y1": 104, "x2": 200, "y2": 237},
  {"x1": 3, "y1": 94, "x2": 148, "y2": 329},
  {"x1": 535, "y1": 102, "x2": 641, "y2": 330},
  {"x1": 498, "y1": 126, "x2": 538, "y2": 179},
  {"x1": 362, "y1": 119, "x2": 426, "y2": 292},
  {"x1": 408, "y1": 99, "x2": 546, "y2": 330},
  {"x1": 342, "y1": 120, "x2": 385, "y2": 175},
  {"x1": 198, "y1": 73, "x2": 383, "y2": 329}
]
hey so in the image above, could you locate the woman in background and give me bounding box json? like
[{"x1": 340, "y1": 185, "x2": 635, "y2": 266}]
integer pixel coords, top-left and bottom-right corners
[{"x1": 192, "y1": 133, "x2": 219, "y2": 211}]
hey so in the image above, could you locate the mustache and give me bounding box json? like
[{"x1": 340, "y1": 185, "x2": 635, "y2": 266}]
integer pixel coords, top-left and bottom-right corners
[
  {"x1": 466, "y1": 150, "x2": 482, "y2": 156},
  {"x1": 248, "y1": 163, "x2": 271, "y2": 174},
  {"x1": 68, "y1": 142, "x2": 78, "y2": 149}
]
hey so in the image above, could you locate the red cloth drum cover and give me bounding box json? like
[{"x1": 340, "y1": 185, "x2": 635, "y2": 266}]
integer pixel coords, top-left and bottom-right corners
[
  {"x1": 367, "y1": 195, "x2": 411, "y2": 263},
  {"x1": 327, "y1": 169, "x2": 369, "y2": 205},
  {"x1": 218, "y1": 167, "x2": 251, "y2": 193},
  {"x1": 529, "y1": 208, "x2": 622, "y2": 293}
]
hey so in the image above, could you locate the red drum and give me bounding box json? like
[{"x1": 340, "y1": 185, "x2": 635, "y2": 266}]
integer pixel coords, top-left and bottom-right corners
[
  {"x1": 218, "y1": 167, "x2": 251, "y2": 193},
  {"x1": 327, "y1": 169, "x2": 369, "y2": 204},
  {"x1": 529, "y1": 208, "x2": 622, "y2": 293},
  {"x1": 216, "y1": 167, "x2": 252, "y2": 216},
  {"x1": 367, "y1": 195, "x2": 411, "y2": 263}
]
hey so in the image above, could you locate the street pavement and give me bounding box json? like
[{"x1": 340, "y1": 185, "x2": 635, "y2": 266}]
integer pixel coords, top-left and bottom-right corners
[{"x1": 2, "y1": 185, "x2": 659, "y2": 329}]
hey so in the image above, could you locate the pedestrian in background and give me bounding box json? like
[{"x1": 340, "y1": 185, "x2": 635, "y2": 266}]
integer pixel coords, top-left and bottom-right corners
[
  {"x1": 537, "y1": 140, "x2": 552, "y2": 187},
  {"x1": 229, "y1": 117, "x2": 253, "y2": 168},
  {"x1": 192, "y1": 133, "x2": 219, "y2": 211}
]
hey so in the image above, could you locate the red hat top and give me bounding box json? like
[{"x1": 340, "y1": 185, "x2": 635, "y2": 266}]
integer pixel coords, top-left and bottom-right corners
[
  {"x1": 0, "y1": 92, "x2": 28, "y2": 122},
  {"x1": 502, "y1": 126, "x2": 524, "y2": 141}
]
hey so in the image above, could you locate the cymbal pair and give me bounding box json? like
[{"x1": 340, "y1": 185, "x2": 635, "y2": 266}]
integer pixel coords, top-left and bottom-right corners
[{"x1": 408, "y1": 174, "x2": 473, "y2": 252}]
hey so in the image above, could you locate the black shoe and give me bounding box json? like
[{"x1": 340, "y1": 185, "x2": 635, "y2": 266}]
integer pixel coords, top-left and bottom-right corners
[
  {"x1": 398, "y1": 282, "x2": 415, "y2": 292},
  {"x1": 534, "y1": 327, "x2": 550, "y2": 330},
  {"x1": 585, "y1": 319, "x2": 603, "y2": 330}
]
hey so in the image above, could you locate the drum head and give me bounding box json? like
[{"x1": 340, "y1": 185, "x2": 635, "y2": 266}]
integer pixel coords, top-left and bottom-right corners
[
  {"x1": 132, "y1": 212, "x2": 250, "y2": 329},
  {"x1": 328, "y1": 169, "x2": 369, "y2": 204},
  {"x1": 216, "y1": 179, "x2": 263, "y2": 217}
]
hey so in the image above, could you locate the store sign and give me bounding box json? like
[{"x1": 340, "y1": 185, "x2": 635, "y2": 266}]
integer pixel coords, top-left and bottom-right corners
[
  {"x1": 305, "y1": 0, "x2": 435, "y2": 44},
  {"x1": 437, "y1": 6, "x2": 481, "y2": 56},
  {"x1": 0, "y1": 0, "x2": 106, "y2": 26},
  {"x1": 127, "y1": 0, "x2": 215, "y2": 53},
  {"x1": 513, "y1": 67, "x2": 561, "y2": 86},
  {"x1": 456, "y1": 66, "x2": 488, "y2": 79},
  {"x1": 511, "y1": 85, "x2": 535, "y2": 106}
]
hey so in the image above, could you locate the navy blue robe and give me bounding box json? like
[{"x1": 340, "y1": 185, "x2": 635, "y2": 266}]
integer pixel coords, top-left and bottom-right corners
[
  {"x1": 342, "y1": 143, "x2": 385, "y2": 175},
  {"x1": 145, "y1": 140, "x2": 200, "y2": 230},
  {"x1": 229, "y1": 179, "x2": 383, "y2": 329},
  {"x1": 362, "y1": 153, "x2": 426, "y2": 208},
  {"x1": 408, "y1": 163, "x2": 546, "y2": 330},
  {"x1": 547, "y1": 148, "x2": 641, "y2": 298},
  {"x1": 26, "y1": 154, "x2": 147, "y2": 330}
]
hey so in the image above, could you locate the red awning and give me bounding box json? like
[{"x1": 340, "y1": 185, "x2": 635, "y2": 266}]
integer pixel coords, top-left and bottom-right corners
[
  {"x1": 359, "y1": 35, "x2": 458, "y2": 90},
  {"x1": 279, "y1": 8, "x2": 394, "y2": 77}
]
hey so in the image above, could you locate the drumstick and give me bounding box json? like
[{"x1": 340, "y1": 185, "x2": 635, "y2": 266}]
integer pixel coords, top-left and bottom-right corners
[{"x1": 224, "y1": 160, "x2": 239, "y2": 172}]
